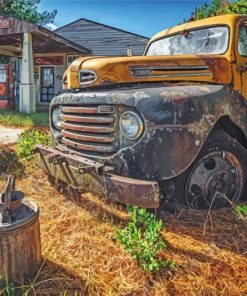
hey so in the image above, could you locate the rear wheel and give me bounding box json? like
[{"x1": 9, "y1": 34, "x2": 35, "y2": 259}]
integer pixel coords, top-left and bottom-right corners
[{"x1": 161, "y1": 130, "x2": 247, "y2": 211}]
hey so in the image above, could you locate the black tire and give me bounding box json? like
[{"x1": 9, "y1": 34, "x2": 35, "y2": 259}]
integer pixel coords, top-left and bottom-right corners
[{"x1": 160, "y1": 130, "x2": 247, "y2": 212}]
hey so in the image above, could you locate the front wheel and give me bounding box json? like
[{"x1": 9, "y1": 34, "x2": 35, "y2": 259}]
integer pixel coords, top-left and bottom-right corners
[{"x1": 162, "y1": 130, "x2": 247, "y2": 211}]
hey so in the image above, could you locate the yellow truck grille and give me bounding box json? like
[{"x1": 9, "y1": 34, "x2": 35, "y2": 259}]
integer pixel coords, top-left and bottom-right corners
[{"x1": 61, "y1": 105, "x2": 116, "y2": 155}]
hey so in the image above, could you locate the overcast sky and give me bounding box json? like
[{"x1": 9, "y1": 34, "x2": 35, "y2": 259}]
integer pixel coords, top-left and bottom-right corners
[{"x1": 40, "y1": 0, "x2": 211, "y2": 37}]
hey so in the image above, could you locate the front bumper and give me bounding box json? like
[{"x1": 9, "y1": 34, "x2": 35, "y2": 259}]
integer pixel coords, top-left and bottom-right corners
[{"x1": 34, "y1": 145, "x2": 160, "y2": 208}]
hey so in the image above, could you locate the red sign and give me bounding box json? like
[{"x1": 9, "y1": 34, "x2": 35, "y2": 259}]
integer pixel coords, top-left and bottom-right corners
[
  {"x1": 0, "y1": 19, "x2": 10, "y2": 29},
  {"x1": 35, "y1": 56, "x2": 64, "y2": 66}
]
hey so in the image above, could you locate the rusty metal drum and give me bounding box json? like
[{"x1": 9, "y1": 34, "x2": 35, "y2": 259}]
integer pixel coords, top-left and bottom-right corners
[{"x1": 0, "y1": 177, "x2": 42, "y2": 286}]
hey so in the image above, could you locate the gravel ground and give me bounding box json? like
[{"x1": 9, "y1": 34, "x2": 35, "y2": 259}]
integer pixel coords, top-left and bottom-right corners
[{"x1": 0, "y1": 125, "x2": 23, "y2": 144}]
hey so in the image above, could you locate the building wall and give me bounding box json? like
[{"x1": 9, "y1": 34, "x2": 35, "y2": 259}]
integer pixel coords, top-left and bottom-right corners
[
  {"x1": 56, "y1": 19, "x2": 149, "y2": 56},
  {"x1": 33, "y1": 53, "x2": 68, "y2": 102},
  {"x1": 1, "y1": 51, "x2": 77, "y2": 105}
]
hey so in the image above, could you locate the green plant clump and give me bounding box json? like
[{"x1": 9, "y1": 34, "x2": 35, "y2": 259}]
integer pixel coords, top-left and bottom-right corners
[
  {"x1": 116, "y1": 206, "x2": 175, "y2": 272},
  {"x1": 16, "y1": 128, "x2": 51, "y2": 158},
  {"x1": 0, "y1": 280, "x2": 18, "y2": 296},
  {"x1": 194, "y1": 0, "x2": 247, "y2": 20},
  {"x1": 0, "y1": 0, "x2": 57, "y2": 26},
  {"x1": 235, "y1": 205, "x2": 247, "y2": 218}
]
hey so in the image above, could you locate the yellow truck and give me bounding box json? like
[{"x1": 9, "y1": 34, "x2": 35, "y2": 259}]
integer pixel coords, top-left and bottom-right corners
[{"x1": 36, "y1": 14, "x2": 247, "y2": 212}]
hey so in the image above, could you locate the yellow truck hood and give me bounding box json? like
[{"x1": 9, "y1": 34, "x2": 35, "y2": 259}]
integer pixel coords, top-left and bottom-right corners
[{"x1": 65, "y1": 55, "x2": 232, "y2": 89}]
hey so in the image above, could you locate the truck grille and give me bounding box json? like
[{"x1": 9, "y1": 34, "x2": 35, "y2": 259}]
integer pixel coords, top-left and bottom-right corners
[{"x1": 61, "y1": 105, "x2": 117, "y2": 156}]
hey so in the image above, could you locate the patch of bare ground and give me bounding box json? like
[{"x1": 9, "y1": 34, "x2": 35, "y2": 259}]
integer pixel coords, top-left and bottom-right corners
[{"x1": 0, "y1": 161, "x2": 246, "y2": 296}]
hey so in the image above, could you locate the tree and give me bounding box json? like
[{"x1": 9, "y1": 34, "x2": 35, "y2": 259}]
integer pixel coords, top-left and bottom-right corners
[
  {"x1": 0, "y1": 0, "x2": 57, "y2": 26},
  {"x1": 192, "y1": 0, "x2": 247, "y2": 20}
]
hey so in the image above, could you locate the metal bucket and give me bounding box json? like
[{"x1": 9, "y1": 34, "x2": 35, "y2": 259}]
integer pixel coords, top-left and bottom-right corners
[{"x1": 0, "y1": 177, "x2": 42, "y2": 286}]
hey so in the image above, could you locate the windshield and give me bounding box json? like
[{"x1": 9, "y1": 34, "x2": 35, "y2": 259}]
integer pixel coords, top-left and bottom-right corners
[{"x1": 146, "y1": 26, "x2": 229, "y2": 56}]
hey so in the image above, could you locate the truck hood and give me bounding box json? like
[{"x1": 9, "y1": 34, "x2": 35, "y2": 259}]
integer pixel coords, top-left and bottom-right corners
[{"x1": 65, "y1": 55, "x2": 232, "y2": 89}]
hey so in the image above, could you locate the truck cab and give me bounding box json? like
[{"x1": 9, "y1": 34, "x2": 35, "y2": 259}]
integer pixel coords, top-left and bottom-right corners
[{"x1": 36, "y1": 14, "x2": 247, "y2": 211}]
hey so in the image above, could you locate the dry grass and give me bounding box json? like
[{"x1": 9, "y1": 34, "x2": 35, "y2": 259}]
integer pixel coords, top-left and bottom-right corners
[{"x1": 0, "y1": 161, "x2": 247, "y2": 296}]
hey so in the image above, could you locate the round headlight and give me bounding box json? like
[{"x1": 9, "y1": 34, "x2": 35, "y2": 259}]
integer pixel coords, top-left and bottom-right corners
[
  {"x1": 52, "y1": 106, "x2": 62, "y2": 130},
  {"x1": 120, "y1": 111, "x2": 143, "y2": 140}
]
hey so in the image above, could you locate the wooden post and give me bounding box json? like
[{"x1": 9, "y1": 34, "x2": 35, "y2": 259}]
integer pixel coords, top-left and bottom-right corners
[{"x1": 19, "y1": 32, "x2": 36, "y2": 113}]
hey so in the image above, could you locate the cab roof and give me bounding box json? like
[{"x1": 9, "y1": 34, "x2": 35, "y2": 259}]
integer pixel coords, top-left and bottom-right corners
[{"x1": 149, "y1": 14, "x2": 247, "y2": 43}]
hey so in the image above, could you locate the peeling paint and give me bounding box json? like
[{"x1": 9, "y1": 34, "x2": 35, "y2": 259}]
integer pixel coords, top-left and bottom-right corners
[
  {"x1": 111, "y1": 92, "x2": 129, "y2": 101},
  {"x1": 133, "y1": 91, "x2": 150, "y2": 100},
  {"x1": 37, "y1": 83, "x2": 247, "y2": 208},
  {"x1": 188, "y1": 114, "x2": 216, "y2": 138}
]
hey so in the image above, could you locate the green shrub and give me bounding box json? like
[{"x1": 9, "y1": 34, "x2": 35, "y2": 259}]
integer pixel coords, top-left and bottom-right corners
[
  {"x1": 116, "y1": 206, "x2": 175, "y2": 272},
  {"x1": 194, "y1": 0, "x2": 247, "y2": 20},
  {"x1": 235, "y1": 205, "x2": 247, "y2": 218},
  {"x1": 0, "y1": 145, "x2": 18, "y2": 174},
  {"x1": 16, "y1": 128, "x2": 51, "y2": 158}
]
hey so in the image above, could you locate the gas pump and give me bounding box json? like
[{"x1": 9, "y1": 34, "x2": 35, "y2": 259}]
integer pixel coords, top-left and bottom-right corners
[{"x1": 0, "y1": 64, "x2": 14, "y2": 110}]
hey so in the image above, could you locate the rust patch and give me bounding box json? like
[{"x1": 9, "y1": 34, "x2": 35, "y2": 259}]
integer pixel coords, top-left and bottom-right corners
[
  {"x1": 202, "y1": 56, "x2": 231, "y2": 84},
  {"x1": 188, "y1": 114, "x2": 216, "y2": 138},
  {"x1": 105, "y1": 174, "x2": 160, "y2": 208},
  {"x1": 35, "y1": 145, "x2": 160, "y2": 208}
]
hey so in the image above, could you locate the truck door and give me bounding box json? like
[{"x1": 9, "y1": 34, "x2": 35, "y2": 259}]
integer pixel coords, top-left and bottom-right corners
[{"x1": 236, "y1": 21, "x2": 247, "y2": 99}]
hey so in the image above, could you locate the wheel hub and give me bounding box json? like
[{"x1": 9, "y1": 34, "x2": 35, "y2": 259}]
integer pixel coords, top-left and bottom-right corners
[{"x1": 186, "y1": 151, "x2": 243, "y2": 209}]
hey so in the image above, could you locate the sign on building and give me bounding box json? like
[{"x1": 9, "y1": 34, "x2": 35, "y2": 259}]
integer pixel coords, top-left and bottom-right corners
[
  {"x1": 0, "y1": 19, "x2": 10, "y2": 29},
  {"x1": 35, "y1": 57, "x2": 64, "y2": 65}
]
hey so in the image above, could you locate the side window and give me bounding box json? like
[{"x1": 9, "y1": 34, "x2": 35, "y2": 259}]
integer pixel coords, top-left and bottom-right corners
[
  {"x1": 67, "y1": 55, "x2": 79, "y2": 68},
  {"x1": 238, "y1": 24, "x2": 247, "y2": 56}
]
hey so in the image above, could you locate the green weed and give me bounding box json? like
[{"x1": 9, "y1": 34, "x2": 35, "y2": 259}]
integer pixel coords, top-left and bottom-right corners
[
  {"x1": 116, "y1": 206, "x2": 176, "y2": 272},
  {"x1": 235, "y1": 205, "x2": 247, "y2": 219},
  {"x1": 0, "y1": 261, "x2": 69, "y2": 295},
  {"x1": 16, "y1": 128, "x2": 51, "y2": 158}
]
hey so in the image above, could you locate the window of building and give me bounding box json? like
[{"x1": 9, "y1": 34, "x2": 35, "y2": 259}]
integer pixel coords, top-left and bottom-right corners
[{"x1": 67, "y1": 55, "x2": 79, "y2": 68}]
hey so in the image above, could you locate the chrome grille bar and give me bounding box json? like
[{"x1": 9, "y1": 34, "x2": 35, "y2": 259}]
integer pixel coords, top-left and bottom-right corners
[
  {"x1": 61, "y1": 122, "x2": 115, "y2": 134},
  {"x1": 61, "y1": 105, "x2": 116, "y2": 155},
  {"x1": 62, "y1": 130, "x2": 115, "y2": 143},
  {"x1": 62, "y1": 138, "x2": 115, "y2": 153},
  {"x1": 62, "y1": 106, "x2": 98, "y2": 114},
  {"x1": 61, "y1": 114, "x2": 115, "y2": 124}
]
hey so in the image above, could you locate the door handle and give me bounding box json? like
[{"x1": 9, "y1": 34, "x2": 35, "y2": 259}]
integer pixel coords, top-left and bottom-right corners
[{"x1": 238, "y1": 62, "x2": 247, "y2": 73}]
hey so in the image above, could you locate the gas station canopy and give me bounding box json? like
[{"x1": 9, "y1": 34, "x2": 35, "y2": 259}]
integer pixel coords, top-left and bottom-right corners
[
  {"x1": 0, "y1": 14, "x2": 91, "y2": 113},
  {"x1": 0, "y1": 14, "x2": 91, "y2": 54}
]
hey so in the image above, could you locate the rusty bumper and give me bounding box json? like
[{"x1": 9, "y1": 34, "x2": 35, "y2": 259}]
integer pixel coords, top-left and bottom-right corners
[{"x1": 34, "y1": 145, "x2": 160, "y2": 208}]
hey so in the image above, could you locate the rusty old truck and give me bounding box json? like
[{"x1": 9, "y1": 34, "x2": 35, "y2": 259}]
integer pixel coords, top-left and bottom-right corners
[{"x1": 36, "y1": 14, "x2": 247, "y2": 211}]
